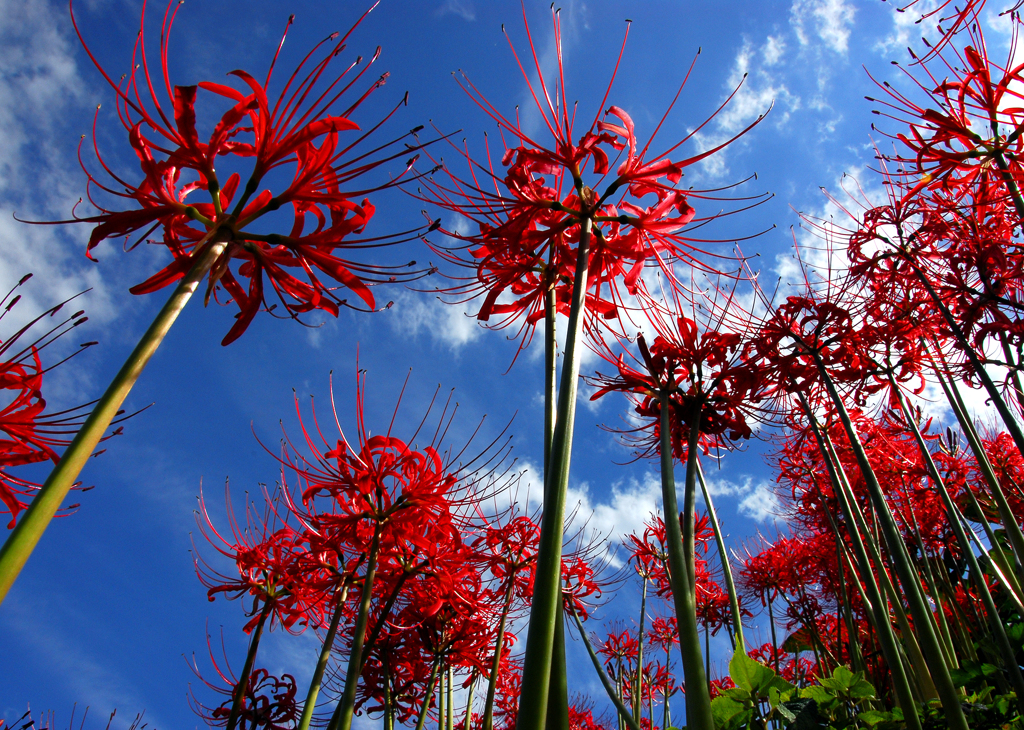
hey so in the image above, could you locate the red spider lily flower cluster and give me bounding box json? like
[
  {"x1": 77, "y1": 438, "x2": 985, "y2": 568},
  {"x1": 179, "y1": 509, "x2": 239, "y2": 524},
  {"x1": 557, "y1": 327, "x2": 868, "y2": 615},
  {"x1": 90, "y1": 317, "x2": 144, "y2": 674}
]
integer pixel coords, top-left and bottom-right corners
[
  {"x1": 0, "y1": 276, "x2": 126, "y2": 529},
  {"x1": 190, "y1": 369, "x2": 552, "y2": 727},
  {"x1": 64, "y1": 0, "x2": 435, "y2": 345},
  {"x1": 414, "y1": 5, "x2": 768, "y2": 357}
]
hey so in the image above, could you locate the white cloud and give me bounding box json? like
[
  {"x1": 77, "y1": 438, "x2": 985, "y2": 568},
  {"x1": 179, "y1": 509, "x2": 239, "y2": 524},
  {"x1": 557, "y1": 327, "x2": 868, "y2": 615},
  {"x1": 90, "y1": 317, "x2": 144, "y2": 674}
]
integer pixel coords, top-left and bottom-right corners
[
  {"x1": 387, "y1": 289, "x2": 484, "y2": 350},
  {"x1": 763, "y1": 35, "x2": 787, "y2": 66},
  {"x1": 436, "y1": 0, "x2": 475, "y2": 22},
  {"x1": 0, "y1": 0, "x2": 116, "y2": 323},
  {"x1": 791, "y1": 0, "x2": 856, "y2": 55},
  {"x1": 737, "y1": 481, "x2": 782, "y2": 522}
]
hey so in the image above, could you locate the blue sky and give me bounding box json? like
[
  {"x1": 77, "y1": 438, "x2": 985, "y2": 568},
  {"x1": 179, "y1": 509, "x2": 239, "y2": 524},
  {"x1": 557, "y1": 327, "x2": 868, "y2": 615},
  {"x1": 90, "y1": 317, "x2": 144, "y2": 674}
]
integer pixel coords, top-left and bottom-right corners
[{"x1": 0, "y1": 0, "x2": 1011, "y2": 727}]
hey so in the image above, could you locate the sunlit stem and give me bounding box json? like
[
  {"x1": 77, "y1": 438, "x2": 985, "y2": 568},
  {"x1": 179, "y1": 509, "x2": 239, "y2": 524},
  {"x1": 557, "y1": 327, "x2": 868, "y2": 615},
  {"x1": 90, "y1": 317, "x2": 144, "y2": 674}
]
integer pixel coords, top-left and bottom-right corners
[
  {"x1": 567, "y1": 603, "x2": 643, "y2": 730},
  {"x1": 299, "y1": 583, "x2": 350, "y2": 730},
  {"x1": 0, "y1": 232, "x2": 230, "y2": 605},
  {"x1": 815, "y1": 366, "x2": 967, "y2": 730},
  {"x1": 697, "y1": 461, "x2": 743, "y2": 651},
  {"x1": 330, "y1": 530, "x2": 381, "y2": 730},
  {"x1": 516, "y1": 218, "x2": 592, "y2": 730},
  {"x1": 960, "y1": 483, "x2": 1024, "y2": 613},
  {"x1": 891, "y1": 379, "x2": 1024, "y2": 711},
  {"x1": 799, "y1": 391, "x2": 921, "y2": 727},
  {"x1": 438, "y1": 662, "x2": 446, "y2": 730},
  {"x1": 659, "y1": 396, "x2": 714, "y2": 730},
  {"x1": 226, "y1": 600, "x2": 273, "y2": 730}
]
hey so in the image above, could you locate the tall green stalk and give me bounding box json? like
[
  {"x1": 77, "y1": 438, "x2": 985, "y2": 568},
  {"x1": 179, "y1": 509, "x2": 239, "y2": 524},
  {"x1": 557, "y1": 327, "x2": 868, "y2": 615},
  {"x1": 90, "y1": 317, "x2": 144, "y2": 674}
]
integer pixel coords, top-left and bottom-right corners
[
  {"x1": 516, "y1": 218, "x2": 592, "y2": 730},
  {"x1": 815, "y1": 366, "x2": 968, "y2": 730},
  {"x1": 696, "y1": 460, "x2": 744, "y2": 650},
  {"x1": 298, "y1": 583, "x2": 350, "y2": 730},
  {"x1": 0, "y1": 234, "x2": 229, "y2": 605},
  {"x1": 799, "y1": 393, "x2": 921, "y2": 727},
  {"x1": 329, "y1": 531, "x2": 381, "y2": 730},
  {"x1": 482, "y1": 581, "x2": 515, "y2": 730},
  {"x1": 567, "y1": 603, "x2": 643, "y2": 730},
  {"x1": 658, "y1": 397, "x2": 714, "y2": 729},
  {"x1": 226, "y1": 600, "x2": 273, "y2": 730},
  {"x1": 891, "y1": 380, "x2": 1024, "y2": 710},
  {"x1": 414, "y1": 658, "x2": 442, "y2": 730}
]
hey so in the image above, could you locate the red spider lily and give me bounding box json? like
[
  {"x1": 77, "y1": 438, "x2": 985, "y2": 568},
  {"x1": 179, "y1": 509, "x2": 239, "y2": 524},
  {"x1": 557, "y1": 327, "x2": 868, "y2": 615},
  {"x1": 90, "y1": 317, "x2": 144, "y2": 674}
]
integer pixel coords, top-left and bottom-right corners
[
  {"x1": 414, "y1": 5, "x2": 768, "y2": 357},
  {"x1": 194, "y1": 485, "x2": 313, "y2": 635},
  {"x1": 0, "y1": 277, "x2": 126, "y2": 529},
  {"x1": 62, "y1": 0, "x2": 434, "y2": 345},
  {"x1": 189, "y1": 628, "x2": 300, "y2": 730},
  {"x1": 868, "y1": 22, "x2": 1024, "y2": 201}
]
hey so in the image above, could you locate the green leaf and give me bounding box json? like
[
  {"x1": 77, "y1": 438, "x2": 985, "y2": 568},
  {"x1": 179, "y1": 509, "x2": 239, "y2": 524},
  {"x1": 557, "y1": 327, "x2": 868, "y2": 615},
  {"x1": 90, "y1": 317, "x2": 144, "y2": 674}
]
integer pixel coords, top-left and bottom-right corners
[
  {"x1": 729, "y1": 644, "x2": 792, "y2": 695},
  {"x1": 781, "y1": 698, "x2": 822, "y2": 730},
  {"x1": 858, "y1": 709, "x2": 898, "y2": 727},
  {"x1": 781, "y1": 625, "x2": 815, "y2": 654},
  {"x1": 711, "y1": 694, "x2": 751, "y2": 730}
]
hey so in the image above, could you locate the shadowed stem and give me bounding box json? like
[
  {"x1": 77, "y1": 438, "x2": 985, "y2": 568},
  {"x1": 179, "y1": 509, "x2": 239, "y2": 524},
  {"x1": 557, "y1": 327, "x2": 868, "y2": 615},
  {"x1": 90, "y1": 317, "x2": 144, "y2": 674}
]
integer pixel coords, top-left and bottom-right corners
[
  {"x1": 516, "y1": 218, "x2": 592, "y2": 730},
  {"x1": 0, "y1": 232, "x2": 230, "y2": 605},
  {"x1": 815, "y1": 365, "x2": 967, "y2": 730},
  {"x1": 659, "y1": 396, "x2": 713, "y2": 730},
  {"x1": 799, "y1": 391, "x2": 921, "y2": 727},
  {"x1": 891, "y1": 378, "x2": 1024, "y2": 711},
  {"x1": 482, "y1": 581, "x2": 515, "y2": 730},
  {"x1": 226, "y1": 600, "x2": 273, "y2": 730},
  {"x1": 414, "y1": 658, "x2": 443, "y2": 730}
]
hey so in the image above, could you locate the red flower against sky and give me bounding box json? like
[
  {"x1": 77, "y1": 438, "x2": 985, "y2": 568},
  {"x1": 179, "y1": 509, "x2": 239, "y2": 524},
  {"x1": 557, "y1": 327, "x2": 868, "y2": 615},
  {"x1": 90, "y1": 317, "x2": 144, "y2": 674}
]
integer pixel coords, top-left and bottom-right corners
[
  {"x1": 0, "y1": 276, "x2": 123, "y2": 529},
  {"x1": 415, "y1": 5, "x2": 768, "y2": 356},
  {"x1": 63, "y1": 0, "x2": 433, "y2": 345}
]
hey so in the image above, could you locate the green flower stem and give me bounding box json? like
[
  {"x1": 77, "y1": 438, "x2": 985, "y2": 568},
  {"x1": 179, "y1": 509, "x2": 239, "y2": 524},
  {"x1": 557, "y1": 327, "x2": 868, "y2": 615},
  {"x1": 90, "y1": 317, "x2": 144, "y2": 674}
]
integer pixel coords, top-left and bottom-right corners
[
  {"x1": 516, "y1": 217, "x2": 592, "y2": 730},
  {"x1": 932, "y1": 357, "x2": 1024, "y2": 582},
  {"x1": 892, "y1": 381, "x2": 1024, "y2": 710},
  {"x1": 464, "y1": 671, "x2": 478, "y2": 730},
  {"x1": 438, "y1": 662, "x2": 445, "y2": 730},
  {"x1": 816, "y1": 367, "x2": 968, "y2": 730},
  {"x1": 822, "y1": 427, "x2": 938, "y2": 702},
  {"x1": 567, "y1": 603, "x2": 643, "y2": 730},
  {"x1": 226, "y1": 600, "x2": 273, "y2": 730},
  {"x1": 961, "y1": 483, "x2": 1024, "y2": 613},
  {"x1": 660, "y1": 398, "x2": 714, "y2": 729},
  {"x1": 799, "y1": 392, "x2": 921, "y2": 727},
  {"x1": 633, "y1": 577, "x2": 648, "y2": 722},
  {"x1": 330, "y1": 531, "x2": 381, "y2": 730},
  {"x1": 696, "y1": 461, "x2": 744, "y2": 650},
  {"x1": 298, "y1": 583, "x2": 350, "y2": 730},
  {"x1": 546, "y1": 611, "x2": 570, "y2": 730},
  {"x1": 447, "y1": 665, "x2": 454, "y2": 730},
  {"x1": 414, "y1": 658, "x2": 442, "y2": 730},
  {"x1": 0, "y1": 234, "x2": 229, "y2": 605},
  {"x1": 482, "y1": 581, "x2": 515, "y2": 730}
]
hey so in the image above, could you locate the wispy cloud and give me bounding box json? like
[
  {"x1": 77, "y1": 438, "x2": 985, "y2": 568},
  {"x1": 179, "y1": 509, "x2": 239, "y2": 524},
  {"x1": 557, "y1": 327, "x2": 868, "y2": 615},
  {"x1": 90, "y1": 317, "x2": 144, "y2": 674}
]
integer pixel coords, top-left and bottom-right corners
[
  {"x1": 791, "y1": 0, "x2": 856, "y2": 55},
  {"x1": 436, "y1": 0, "x2": 475, "y2": 22}
]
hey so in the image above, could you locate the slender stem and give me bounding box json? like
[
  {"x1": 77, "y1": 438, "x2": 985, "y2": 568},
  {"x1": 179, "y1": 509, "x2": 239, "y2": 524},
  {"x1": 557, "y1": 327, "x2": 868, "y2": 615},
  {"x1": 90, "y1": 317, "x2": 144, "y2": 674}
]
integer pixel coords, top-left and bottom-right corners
[
  {"x1": 659, "y1": 397, "x2": 713, "y2": 730},
  {"x1": 482, "y1": 582, "x2": 515, "y2": 730},
  {"x1": 816, "y1": 367, "x2": 967, "y2": 730},
  {"x1": 767, "y1": 594, "x2": 780, "y2": 675},
  {"x1": 298, "y1": 583, "x2": 350, "y2": 730},
  {"x1": 697, "y1": 461, "x2": 744, "y2": 651},
  {"x1": 892, "y1": 380, "x2": 1024, "y2": 710},
  {"x1": 464, "y1": 670, "x2": 478, "y2": 730},
  {"x1": 799, "y1": 392, "x2": 920, "y2": 726},
  {"x1": 226, "y1": 600, "x2": 273, "y2": 730},
  {"x1": 447, "y1": 665, "x2": 454, "y2": 730},
  {"x1": 932, "y1": 357, "x2": 1024, "y2": 581},
  {"x1": 633, "y1": 577, "x2": 648, "y2": 722},
  {"x1": 414, "y1": 658, "x2": 442, "y2": 730},
  {"x1": 330, "y1": 531, "x2": 381, "y2": 730},
  {"x1": 438, "y1": 662, "x2": 446, "y2": 730},
  {"x1": 545, "y1": 609, "x2": 570, "y2": 730},
  {"x1": 0, "y1": 234, "x2": 229, "y2": 605},
  {"x1": 567, "y1": 603, "x2": 643, "y2": 730},
  {"x1": 516, "y1": 218, "x2": 592, "y2": 730}
]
